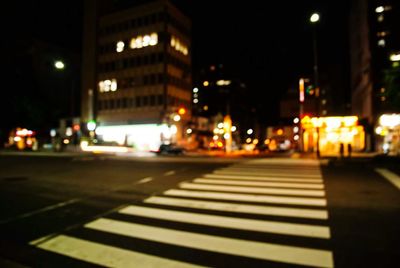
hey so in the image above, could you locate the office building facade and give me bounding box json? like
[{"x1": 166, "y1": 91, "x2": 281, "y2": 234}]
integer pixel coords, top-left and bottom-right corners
[{"x1": 81, "y1": 0, "x2": 191, "y2": 150}]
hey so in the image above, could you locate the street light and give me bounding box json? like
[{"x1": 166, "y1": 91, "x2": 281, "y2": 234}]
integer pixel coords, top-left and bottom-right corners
[
  {"x1": 54, "y1": 60, "x2": 65, "y2": 70},
  {"x1": 310, "y1": 12, "x2": 321, "y2": 158}
]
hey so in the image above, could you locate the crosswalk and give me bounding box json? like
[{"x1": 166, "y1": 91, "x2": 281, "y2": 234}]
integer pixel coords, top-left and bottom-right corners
[{"x1": 30, "y1": 158, "x2": 334, "y2": 267}]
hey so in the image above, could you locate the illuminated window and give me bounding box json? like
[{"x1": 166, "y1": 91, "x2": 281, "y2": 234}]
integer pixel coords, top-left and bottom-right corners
[
  {"x1": 99, "y1": 79, "x2": 118, "y2": 92},
  {"x1": 381, "y1": 96, "x2": 386, "y2": 102},
  {"x1": 129, "y1": 33, "x2": 158, "y2": 50},
  {"x1": 377, "y1": 31, "x2": 389, "y2": 37},
  {"x1": 116, "y1": 41, "x2": 125, "y2": 52},
  {"x1": 170, "y1": 35, "x2": 189, "y2": 56}
]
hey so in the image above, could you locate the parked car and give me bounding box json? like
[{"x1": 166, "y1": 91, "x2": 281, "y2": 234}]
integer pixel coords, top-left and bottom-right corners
[{"x1": 154, "y1": 143, "x2": 184, "y2": 155}]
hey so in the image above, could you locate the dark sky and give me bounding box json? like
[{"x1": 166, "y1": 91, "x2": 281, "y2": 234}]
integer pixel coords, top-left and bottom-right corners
[{"x1": 3, "y1": 0, "x2": 351, "y2": 126}]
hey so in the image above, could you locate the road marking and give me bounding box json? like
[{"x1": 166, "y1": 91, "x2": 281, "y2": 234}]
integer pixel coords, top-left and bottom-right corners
[
  {"x1": 34, "y1": 235, "x2": 200, "y2": 268},
  {"x1": 0, "y1": 199, "x2": 80, "y2": 225},
  {"x1": 179, "y1": 183, "x2": 325, "y2": 197},
  {"x1": 242, "y1": 158, "x2": 321, "y2": 166},
  {"x1": 193, "y1": 178, "x2": 325, "y2": 189},
  {"x1": 85, "y1": 218, "x2": 334, "y2": 267},
  {"x1": 164, "y1": 189, "x2": 327, "y2": 206},
  {"x1": 204, "y1": 174, "x2": 323, "y2": 183},
  {"x1": 375, "y1": 168, "x2": 400, "y2": 190},
  {"x1": 224, "y1": 167, "x2": 321, "y2": 175},
  {"x1": 144, "y1": 196, "x2": 328, "y2": 219},
  {"x1": 136, "y1": 177, "x2": 153, "y2": 184},
  {"x1": 214, "y1": 170, "x2": 321, "y2": 178},
  {"x1": 164, "y1": 170, "x2": 176, "y2": 176},
  {"x1": 119, "y1": 205, "x2": 330, "y2": 238}
]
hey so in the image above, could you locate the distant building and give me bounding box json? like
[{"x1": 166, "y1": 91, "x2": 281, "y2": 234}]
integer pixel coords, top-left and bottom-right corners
[{"x1": 81, "y1": 0, "x2": 192, "y2": 150}]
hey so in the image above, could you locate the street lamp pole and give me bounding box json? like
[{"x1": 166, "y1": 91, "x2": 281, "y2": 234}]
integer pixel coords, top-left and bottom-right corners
[{"x1": 310, "y1": 12, "x2": 321, "y2": 158}]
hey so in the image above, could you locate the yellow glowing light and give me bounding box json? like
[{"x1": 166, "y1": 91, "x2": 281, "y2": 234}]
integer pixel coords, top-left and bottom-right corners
[
  {"x1": 246, "y1": 138, "x2": 252, "y2": 143},
  {"x1": 130, "y1": 38, "x2": 136, "y2": 49},
  {"x1": 247, "y1": 129, "x2": 253, "y2": 135},
  {"x1": 216, "y1": 80, "x2": 232, "y2": 86},
  {"x1": 294, "y1": 135, "x2": 299, "y2": 141},
  {"x1": 150, "y1": 33, "x2": 158, "y2": 46},
  {"x1": 375, "y1": 6, "x2": 384, "y2": 13},
  {"x1": 193, "y1": 87, "x2": 199, "y2": 93},
  {"x1": 343, "y1": 116, "x2": 358, "y2": 127},
  {"x1": 310, "y1": 13, "x2": 320, "y2": 23},
  {"x1": 264, "y1": 139, "x2": 270, "y2": 145},
  {"x1": 203, "y1": 105, "x2": 209, "y2": 111},
  {"x1": 178, "y1": 107, "x2": 186, "y2": 115},
  {"x1": 379, "y1": 114, "x2": 400, "y2": 128},
  {"x1": 186, "y1": 128, "x2": 192, "y2": 134},
  {"x1": 218, "y1": 123, "x2": 224, "y2": 129},
  {"x1": 277, "y1": 129, "x2": 283, "y2": 135},
  {"x1": 173, "y1": 115, "x2": 181, "y2": 122},
  {"x1": 252, "y1": 139, "x2": 259, "y2": 145},
  {"x1": 293, "y1": 117, "x2": 300, "y2": 124},
  {"x1": 203, "y1": 81, "x2": 209, "y2": 87},
  {"x1": 116, "y1": 41, "x2": 125, "y2": 52},
  {"x1": 213, "y1": 128, "x2": 219, "y2": 134},
  {"x1": 325, "y1": 117, "x2": 341, "y2": 129},
  {"x1": 63, "y1": 139, "x2": 70, "y2": 145},
  {"x1": 193, "y1": 99, "x2": 198, "y2": 104},
  {"x1": 142, "y1": 35, "x2": 151, "y2": 47},
  {"x1": 110, "y1": 79, "x2": 117, "y2": 91},
  {"x1": 375, "y1": 126, "x2": 383, "y2": 135},
  {"x1": 213, "y1": 135, "x2": 219, "y2": 141},
  {"x1": 54, "y1": 61, "x2": 65, "y2": 69},
  {"x1": 14, "y1": 136, "x2": 22, "y2": 142},
  {"x1": 217, "y1": 141, "x2": 223, "y2": 148},
  {"x1": 390, "y1": 53, "x2": 400, "y2": 62}
]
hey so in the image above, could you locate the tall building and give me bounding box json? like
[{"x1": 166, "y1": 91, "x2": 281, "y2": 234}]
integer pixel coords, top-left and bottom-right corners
[
  {"x1": 350, "y1": 0, "x2": 400, "y2": 150},
  {"x1": 81, "y1": 0, "x2": 191, "y2": 150}
]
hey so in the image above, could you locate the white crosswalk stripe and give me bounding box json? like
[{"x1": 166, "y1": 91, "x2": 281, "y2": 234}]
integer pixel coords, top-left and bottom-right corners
[
  {"x1": 193, "y1": 178, "x2": 325, "y2": 189},
  {"x1": 213, "y1": 169, "x2": 322, "y2": 178},
  {"x1": 144, "y1": 196, "x2": 329, "y2": 219},
  {"x1": 30, "y1": 158, "x2": 334, "y2": 267},
  {"x1": 204, "y1": 173, "x2": 323, "y2": 183},
  {"x1": 178, "y1": 182, "x2": 326, "y2": 196}
]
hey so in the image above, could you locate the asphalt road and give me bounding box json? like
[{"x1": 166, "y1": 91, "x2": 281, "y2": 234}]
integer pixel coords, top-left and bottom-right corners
[{"x1": 0, "y1": 153, "x2": 399, "y2": 267}]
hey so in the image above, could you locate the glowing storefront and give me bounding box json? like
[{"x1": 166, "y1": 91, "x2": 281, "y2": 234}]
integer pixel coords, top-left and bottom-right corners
[
  {"x1": 301, "y1": 116, "x2": 365, "y2": 155},
  {"x1": 375, "y1": 114, "x2": 400, "y2": 155}
]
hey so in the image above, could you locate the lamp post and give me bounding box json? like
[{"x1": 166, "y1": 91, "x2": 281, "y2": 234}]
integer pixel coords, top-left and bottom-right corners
[{"x1": 310, "y1": 12, "x2": 321, "y2": 158}]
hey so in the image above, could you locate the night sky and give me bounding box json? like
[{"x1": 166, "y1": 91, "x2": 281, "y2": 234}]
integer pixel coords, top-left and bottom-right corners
[{"x1": 2, "y1": 0, "x2": 351, "y2": 131}]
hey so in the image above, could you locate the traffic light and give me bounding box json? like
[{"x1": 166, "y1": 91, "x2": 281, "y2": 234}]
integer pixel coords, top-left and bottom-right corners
[
  {"x1": 178, "y1": 107, "x2": 186, "y2": 115},
  {"x1": 306, "y1": 85, "x2": 315, "y2": 95}
]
